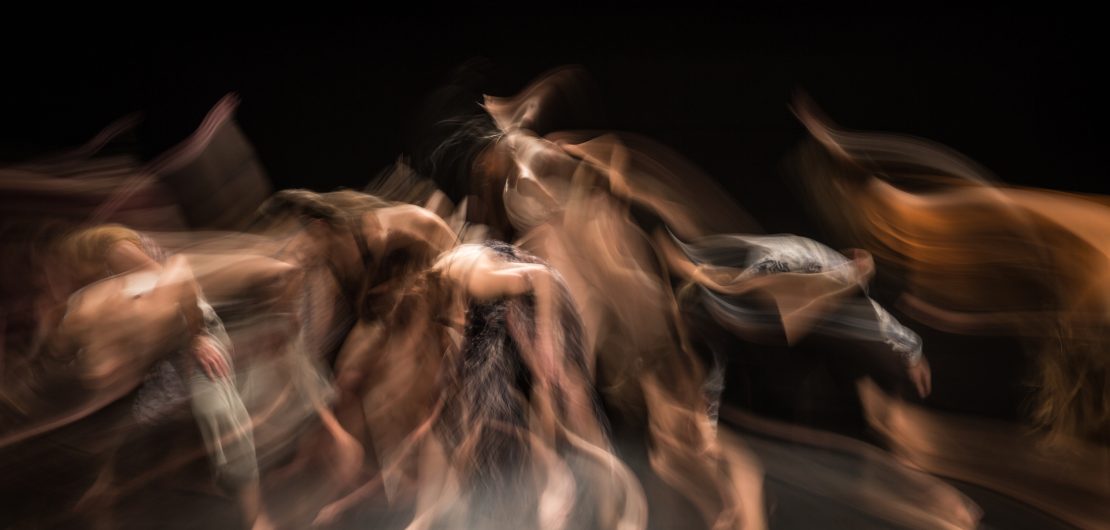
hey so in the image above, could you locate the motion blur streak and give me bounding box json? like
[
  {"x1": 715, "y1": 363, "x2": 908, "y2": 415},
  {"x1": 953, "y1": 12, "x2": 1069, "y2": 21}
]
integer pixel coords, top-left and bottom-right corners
[{"x1": 0, "y1": 66, "x2": 1104, "y2": 529}]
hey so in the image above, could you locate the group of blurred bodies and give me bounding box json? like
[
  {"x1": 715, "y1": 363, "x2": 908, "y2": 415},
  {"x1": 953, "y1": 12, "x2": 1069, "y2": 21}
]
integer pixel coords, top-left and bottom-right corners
[{"x1": 1, "y1": 66, "x2": 1107, "y2": 529}]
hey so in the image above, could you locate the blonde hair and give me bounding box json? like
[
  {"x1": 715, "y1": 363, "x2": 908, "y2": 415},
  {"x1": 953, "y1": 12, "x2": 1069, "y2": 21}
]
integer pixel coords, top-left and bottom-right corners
[{"x1": 55, "y1": 224, "x2": 142, "y2": 269}]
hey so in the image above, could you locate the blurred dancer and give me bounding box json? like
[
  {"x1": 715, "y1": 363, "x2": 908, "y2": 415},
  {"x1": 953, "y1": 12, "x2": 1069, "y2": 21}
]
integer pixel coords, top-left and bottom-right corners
[
  {"x1": 38, "y1": 224, "x2": 264, "y2": 528},
  {"x1": 662, "y1": 232, "x2": 931, "y2": 428},
  {"x1": 261, "y1": 190, "x2": 639, "y2": 528},
  {"x1": 312, "y1": 237, "x2": 641, "y2": 529},
  {"x1": 789, "y1": 99, "x2": 1110, "y2": 527},
  {"x1": 253, "y1": 190, "x2": 459, "y2": 524},
  {"x1": 405, "y1": 66, "x2": 769, "y2": 529}
]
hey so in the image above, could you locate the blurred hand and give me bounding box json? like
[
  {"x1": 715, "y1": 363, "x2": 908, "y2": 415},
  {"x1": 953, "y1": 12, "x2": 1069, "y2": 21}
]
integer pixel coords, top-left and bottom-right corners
[
  {"x1": 907, "y1": 356, "x2": 932, "y2": 398},
  {"x1": 192, "y1": 335, "x2": 230, "y2": 380}
]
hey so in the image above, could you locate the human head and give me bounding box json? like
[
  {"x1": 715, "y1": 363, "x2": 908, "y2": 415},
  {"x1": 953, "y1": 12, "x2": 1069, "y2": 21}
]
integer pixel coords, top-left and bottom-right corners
[{"x1": 51, "y1": 224, "x2": 143, "y2": 290}]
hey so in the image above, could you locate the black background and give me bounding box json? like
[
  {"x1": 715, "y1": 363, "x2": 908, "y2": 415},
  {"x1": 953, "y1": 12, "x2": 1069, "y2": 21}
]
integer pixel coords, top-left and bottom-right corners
[
  {"x1": 1, "y1": 10, "x2": 1103, "y2": 239},
  {"x1": 1, "y1": 9, "x2": 1103, "y2": 420},
  {"x1": 1, "y1": 13, "x2": 1103, "y2": 527}
]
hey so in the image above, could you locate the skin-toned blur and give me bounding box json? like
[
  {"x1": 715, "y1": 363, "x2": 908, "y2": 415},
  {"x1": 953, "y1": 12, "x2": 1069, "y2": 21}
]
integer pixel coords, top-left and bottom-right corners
[{"x1": 0, "y1": 63, "x2": 1104, "y2": 530}]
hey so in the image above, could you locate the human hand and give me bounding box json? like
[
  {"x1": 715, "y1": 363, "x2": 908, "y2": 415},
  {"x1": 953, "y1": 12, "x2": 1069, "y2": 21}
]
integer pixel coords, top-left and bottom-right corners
[
  {"x1": 907, "y1": 356, "x2": 932, "y2": 398},
  {"x1": 192, "y1": 335, "x2": 230, "y2": 380}
]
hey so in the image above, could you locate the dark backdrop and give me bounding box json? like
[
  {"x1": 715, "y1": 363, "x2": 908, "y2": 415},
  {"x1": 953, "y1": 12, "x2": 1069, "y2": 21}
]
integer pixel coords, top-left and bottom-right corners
[
  {"x1": 2, "y1": 10, "x2": 1103, "y2": 235},
  {"x1": 1, "y1": 9, "x2": 1104, "y2": 421}
]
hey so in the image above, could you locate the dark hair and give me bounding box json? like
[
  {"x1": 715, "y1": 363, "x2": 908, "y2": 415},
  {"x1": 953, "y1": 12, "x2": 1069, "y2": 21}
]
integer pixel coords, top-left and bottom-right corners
[
  {"x1": 406, "y1": 63, "x2": 503, "y2": 204},
  {"x1": 258, "y1": 189, "x2": 392, "y2": 226},
  {"x1": 259, "y1": 189, "x2": 344, "y2": 222}
]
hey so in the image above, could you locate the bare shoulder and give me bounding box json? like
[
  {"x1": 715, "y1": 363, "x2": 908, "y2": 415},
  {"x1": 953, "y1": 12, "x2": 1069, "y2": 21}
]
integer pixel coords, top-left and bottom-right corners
[
  {"x1": 382, "y1": 204, "x2": 447, "y2": 229},
  {"x1": 380, "y1": 204, "x2": 456, "y2": 248}
]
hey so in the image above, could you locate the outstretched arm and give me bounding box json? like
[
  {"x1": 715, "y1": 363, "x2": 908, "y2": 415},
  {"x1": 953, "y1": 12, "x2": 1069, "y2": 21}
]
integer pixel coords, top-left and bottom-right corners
[{"x1": 656, "y1": 230, "x2": 931, "y2": 397}]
